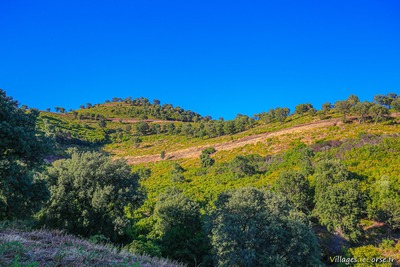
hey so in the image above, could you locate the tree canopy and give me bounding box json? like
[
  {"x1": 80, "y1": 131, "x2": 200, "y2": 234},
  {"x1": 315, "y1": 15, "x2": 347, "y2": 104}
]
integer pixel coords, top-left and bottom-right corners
[
  {"x1": 210, "y1": 187, "x2": 321, "y2": 267},
  {"x1": 0, "y1": 89, "x2": 50, "y2": 220},
  {"x1": 41, "y1": 150, "x2": 144, "y2": 242}
]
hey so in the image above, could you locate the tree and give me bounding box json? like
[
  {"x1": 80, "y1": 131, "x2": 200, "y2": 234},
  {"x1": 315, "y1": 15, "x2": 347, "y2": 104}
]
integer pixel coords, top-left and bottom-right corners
[
  {"x1": 223, "y1": 120, "x2": 236, "y2": 134},
  {"x1": 373, "y1": 94, "x2": 392, "y2": 108},
  {"x1": 274, "y1": 107, "x2": 290, "y2": 123},
  {"x1": 229, "y1": 155, "x2": 259, "y2": 178},
  {"x1": 46, "y1": 108, "x2": 51, "y2": 112},
  {"x1": 334, "y1": 100, "x2": 352, "y2": 122},
  {"x1": 171, "y1": 163, "x2": 185, "y2": 182},
  {"x1": 295, "y1": 103, "x2": 314, "y2": 115},
  {"x1": 41, "y1": 150, "x2": 144, "y2": 242},
  {"x1": 154, "y1": 188, "x2": 209, "y2": 266},
  {"x1": 160, "y1": 150, "x2": 166, "y2": 159},
  {"x1": 0, "y1": 89, "x2": 50, "y2": 220},
  {"x1": 347, "y1": 94, "x2": 360, "y2": 106},
  {"x1": 368, "y1": 175, "x2": 400, "y2": 230},
  {"x1": 274, "y1": 171, "x2": 313, "y2": 214},
  {"x1": 313, "y1": 180, "x2": 363, "y2": 242},
  {"x1": 392, "y1": 98, "x2": 400, "y2": 114},
  {"x1": 54, "y1": 106, "x2": 60, "y2": 112},
  {"x1": 200, "y1": 147, "x2": 216, "y2": 168},
  {"x1": 210, "y1": 187, "x2": 321, "y2": 267},
  {"x1": 353, "y1": 101, "x2": 372, "y2": 123},
  {"x1": 313, "y1": 159, "x2": 363, "y2": 241},
  {"x1": 59, "y1": 107, "x2": 66, "y2": 113},
  {"x1": 322, "y1": 102, "x2": 332, "y2": 112},
  {"x1": 313, "y1": 158, "x2": 350, "y2": 199},
  {"x1": 369, "y1": 103, "x2": 389, "y2": 124},
  {"x1": 135, "y1": 122, "x2": 149, "y2": 135}
]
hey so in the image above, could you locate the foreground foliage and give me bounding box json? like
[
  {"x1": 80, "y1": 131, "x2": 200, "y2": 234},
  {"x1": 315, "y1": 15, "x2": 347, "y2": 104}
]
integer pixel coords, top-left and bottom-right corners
[
  {"x1": 0, "y1": 89, "x2": 50, "y2": 220},
  {"x1": 210, "y1": 187, "x2": 322, "y2": 267},
  {"x1": 40, "y1": 150, "x2": 145, "y2": 242}
]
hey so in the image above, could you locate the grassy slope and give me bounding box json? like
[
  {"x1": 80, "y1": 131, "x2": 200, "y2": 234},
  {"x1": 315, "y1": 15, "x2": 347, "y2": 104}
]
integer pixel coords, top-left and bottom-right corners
[
  {"x1": 39, "y1": 108, "x2": 400, "y2": 205},
  {"x1": 39, "y1": 104, "x2": 400, "y2": 265},
  {"x1": 0, "y1": 227, "x2": 185, "y2": 267}
]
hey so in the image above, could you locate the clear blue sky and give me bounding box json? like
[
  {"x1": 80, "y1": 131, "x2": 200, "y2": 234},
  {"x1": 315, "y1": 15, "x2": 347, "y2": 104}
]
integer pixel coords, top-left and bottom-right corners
[{"x1": 1, "y1": 0, "x2": 399, "y2": 119}]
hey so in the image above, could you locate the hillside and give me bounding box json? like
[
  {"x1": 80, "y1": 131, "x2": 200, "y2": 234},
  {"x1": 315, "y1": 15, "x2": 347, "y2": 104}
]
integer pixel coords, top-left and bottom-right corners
[
  {"x1": 0, "y1": 227, "x2": 185, "y2": 267},
  {"x1": 3, "y1": 90, "x2": 400, "y2": 266}
]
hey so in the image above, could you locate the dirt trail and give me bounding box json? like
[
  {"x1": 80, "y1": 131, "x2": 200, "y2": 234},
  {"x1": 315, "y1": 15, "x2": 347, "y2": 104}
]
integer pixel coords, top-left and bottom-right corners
[{"x1": 124, "y1": 119, "x2": 340, "y2": 164}]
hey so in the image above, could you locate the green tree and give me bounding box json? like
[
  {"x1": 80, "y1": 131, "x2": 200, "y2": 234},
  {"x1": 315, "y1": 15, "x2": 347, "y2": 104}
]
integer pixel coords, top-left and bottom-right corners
[
  {"x1": 322, "y1": 102, "x2": 332, "y2": 112},
  {"x1": 347, "y1": 94, "x2": 360, "y2": 106},
  {"x1": 373, "y1": 94, "x2": 392, "y2": 108},
  {"x1": 368, "y1": 176, "x2": 400, "y2": 230},
  {"x1": 154, "y1": 188, "x2": 209, "y2": 266},
  {"x1": 313, "y1": 180, "x2": 363, "y2": 242},
  {"x1": 313, "y1": 159, "x2": 363, "y2": 241},
  {"x1": 171, "y1": 163, "x2": 185, "y2": 182},
  {"x1": 0, "y1": 89, "x2": 50, "y2": 220},
  {"x1": 313, "y1": 158, "x2": 350, "y2": 199},
  {"x1": 229, "y1": 155, "x2": 259, "y2": 178},
  {"x1": 369, "y1": 103, "x2": 389, "y2": 124},
  {"x1": 353, "y1": 101, "x2": 372, "y2": 123},
  {"x1": 41, "y1": 150, "x2": 144, "y2": 242},
  {"x1": 274, "y1": 107, "x2": 290, "y2": 123},
  {"x1": 335, "y1": 100, "x2": 352, "y2": 122},
  {"x1": 135, "y1": 122, "x2": 150, "y2": 135},
  {"x1": 392, "y1": 98, "x2": 400, "y2": 114},
  {"x1": 223, "y1": 120, "x2": 236, "y2": 134},
  {"x1": 295, "y1": 103, "x2": 314, "y2": 115},
  {"x1": 200, "y1": 147, "x2": 216, "y2": 168},
  {"x1": 274, "y1": 171, "x2": 313, "y2": 214},
  {"x1": 210, "y1": 187, "x2": 321, "y2": 267}
]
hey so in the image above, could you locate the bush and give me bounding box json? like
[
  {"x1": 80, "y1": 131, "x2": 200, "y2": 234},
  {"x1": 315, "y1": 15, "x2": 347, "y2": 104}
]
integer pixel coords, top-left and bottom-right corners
[
  {"x1": 41, "y1": 150, "x2": 145, "y2": 242},
  {"x1": 210, "y1": 187, "x2": 321, "y2": 266}
]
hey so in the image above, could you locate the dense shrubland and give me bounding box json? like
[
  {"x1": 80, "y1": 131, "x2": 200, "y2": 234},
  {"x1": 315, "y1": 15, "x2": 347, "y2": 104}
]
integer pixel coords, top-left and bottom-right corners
[{"x1": 2, "y1": 88, "x2": 400, "y2": 266}]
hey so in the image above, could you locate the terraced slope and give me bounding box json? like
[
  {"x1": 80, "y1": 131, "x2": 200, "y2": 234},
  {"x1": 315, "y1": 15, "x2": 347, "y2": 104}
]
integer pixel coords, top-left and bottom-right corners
[{"x1": 124, "y1": 119, "x2": 339, "y2": 164}]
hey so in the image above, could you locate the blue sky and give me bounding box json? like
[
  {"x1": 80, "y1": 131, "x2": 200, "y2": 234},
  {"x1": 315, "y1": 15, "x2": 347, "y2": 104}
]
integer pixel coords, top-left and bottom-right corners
[{"x1": 1, "y1": 0, "x2": 399, "y2": 119}]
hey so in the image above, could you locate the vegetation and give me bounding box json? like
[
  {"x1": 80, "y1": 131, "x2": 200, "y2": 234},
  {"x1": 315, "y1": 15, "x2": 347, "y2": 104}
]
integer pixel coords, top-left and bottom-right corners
[
  {"x1": 0, "y1": 227, "x2": 185, "y2": 267},
  {"x1": 0, "y1": 89, "x2": 50, "y2": 220},
  {"x1": 1, "y1": 89, "x2": 400, "y2": 266},
  {"x1": 40, "y1": 150, "x2": 144, "y2": 242},
  {"x1": 210, "y1": 187, "x2": 321, "y2": 266}
]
